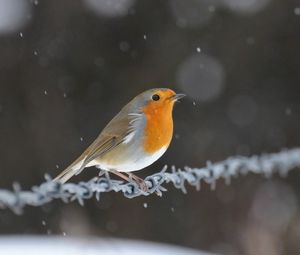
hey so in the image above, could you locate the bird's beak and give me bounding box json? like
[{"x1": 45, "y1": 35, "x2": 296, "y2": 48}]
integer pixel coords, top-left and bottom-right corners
[{"x1": 169, "y1": 93, "x2": 186, "y2": 102}]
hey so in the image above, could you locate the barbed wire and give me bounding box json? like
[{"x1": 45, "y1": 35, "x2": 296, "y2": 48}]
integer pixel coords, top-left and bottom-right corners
[{"x1": 0, "y1": 148, "x2": 300, "y2": 214}]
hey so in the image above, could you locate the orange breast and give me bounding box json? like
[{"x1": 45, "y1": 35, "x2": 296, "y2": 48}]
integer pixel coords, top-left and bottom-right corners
[{"x1": 142, "y1": 101, "x2": 174, "y2": 153}]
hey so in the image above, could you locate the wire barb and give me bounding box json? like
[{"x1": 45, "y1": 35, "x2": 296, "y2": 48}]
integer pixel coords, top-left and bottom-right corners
[{"x1": 0, "y1": 148, "x2": 300, "y2": 214}]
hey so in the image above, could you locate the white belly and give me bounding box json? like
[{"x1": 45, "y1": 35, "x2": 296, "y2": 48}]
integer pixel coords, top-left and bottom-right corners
[{"x1": 88, "y1": 146, "x2": 167, "y2": 172}]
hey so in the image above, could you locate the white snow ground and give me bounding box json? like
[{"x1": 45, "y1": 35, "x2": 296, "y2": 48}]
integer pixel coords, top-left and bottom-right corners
[{"x1": 0, "y1": 236, "x2": 214, "y2": 255}]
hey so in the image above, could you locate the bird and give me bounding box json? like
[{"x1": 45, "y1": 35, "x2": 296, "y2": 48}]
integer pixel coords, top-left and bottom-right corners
[{"x1": 54, "y1": 88, "x2": 185, "y2": 191}]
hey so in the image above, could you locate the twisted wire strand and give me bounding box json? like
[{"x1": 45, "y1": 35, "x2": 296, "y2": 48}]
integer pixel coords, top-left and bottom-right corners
[{"x1": 0, "y1": 148, "x2": 299, "y2": 214}]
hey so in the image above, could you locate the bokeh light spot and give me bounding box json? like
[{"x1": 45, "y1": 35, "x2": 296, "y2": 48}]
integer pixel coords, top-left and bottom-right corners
[
  {"x1": 177, "y1": 54, "x2": 225, "y2": 102},
  {"x1": 83, "y1": 0, "x2": 135, "y2": 18},
  {"x1": 0, "y1": 0, "x2": 32, "y2": 34}
]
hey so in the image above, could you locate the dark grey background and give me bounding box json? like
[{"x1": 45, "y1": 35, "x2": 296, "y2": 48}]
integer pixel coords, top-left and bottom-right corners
[{"x1": 0, "y1": 0, "x2": 300, "y2": 254}]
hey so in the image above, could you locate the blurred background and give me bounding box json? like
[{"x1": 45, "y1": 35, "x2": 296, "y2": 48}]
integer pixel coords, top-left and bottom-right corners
[{"x1": 0, "y1": 0, "x2": 300, "y2": 254}]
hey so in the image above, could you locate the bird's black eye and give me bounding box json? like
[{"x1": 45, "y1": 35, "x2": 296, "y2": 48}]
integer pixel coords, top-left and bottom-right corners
[{"x1": 152, "y1": 94, "x2": 160, "y2": 101}]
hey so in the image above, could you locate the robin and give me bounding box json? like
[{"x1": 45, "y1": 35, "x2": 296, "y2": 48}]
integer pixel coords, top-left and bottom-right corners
[{"x1": 54, "y1": 88, "x2": 185, "y2": 191}]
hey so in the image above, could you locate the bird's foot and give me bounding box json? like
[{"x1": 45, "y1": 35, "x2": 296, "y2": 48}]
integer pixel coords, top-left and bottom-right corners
[
  {"x1": 98, "y1": 170, "x2": 106, "y2": 177},
  {"x1": 128, "y1": 173, "x2": 149, "y2": 193}
]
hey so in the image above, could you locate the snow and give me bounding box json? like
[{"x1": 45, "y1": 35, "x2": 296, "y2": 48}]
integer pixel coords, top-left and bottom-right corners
[{"x1": 0, "y1": 237, "x2": 212, "y2": 255}]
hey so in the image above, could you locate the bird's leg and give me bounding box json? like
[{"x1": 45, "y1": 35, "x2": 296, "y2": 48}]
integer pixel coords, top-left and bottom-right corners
[
  {"x1": 110, "y1": 170, "x2": 130, "y2": 182},
  {"x1": 129, "y1": 173, "x2": 162, "y2": 197},
  {"x1": 128, "y1": 173, "x2": 148, "y2": 192},
  {"x1": 98, "y1": 170, "x2": 106, "y2": 177},
  {"x1": 110, "y1": 170, "x2": 148, "y2": 192}
]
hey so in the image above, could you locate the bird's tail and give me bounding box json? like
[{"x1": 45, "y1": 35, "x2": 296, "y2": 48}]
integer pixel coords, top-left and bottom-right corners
[{"x1": 53, "y1": 155, "x2": 86, "y2": 184}]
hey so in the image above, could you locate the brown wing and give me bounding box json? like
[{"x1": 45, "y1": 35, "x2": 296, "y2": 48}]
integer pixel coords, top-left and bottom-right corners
[
  {"x1": 76, "y1": 112, "x2": 132, "y2": 173},
  {"x1": 54, "y1": 102, "x2": 140, "y2": 183}
]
